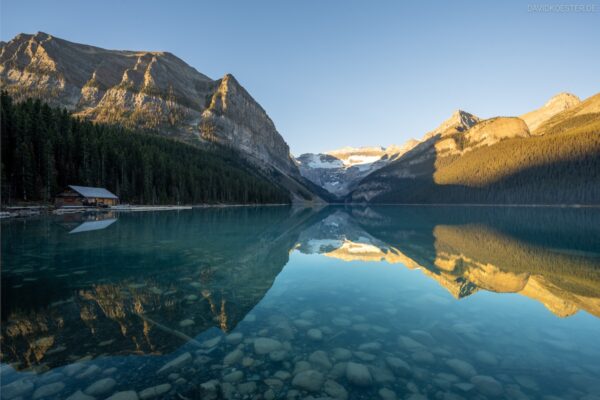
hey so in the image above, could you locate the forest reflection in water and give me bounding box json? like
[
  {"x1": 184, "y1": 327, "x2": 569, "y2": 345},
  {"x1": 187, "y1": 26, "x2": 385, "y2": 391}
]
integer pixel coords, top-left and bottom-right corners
[{"x1": 1, "y1": 206, "x2": 599, "y2": 399}]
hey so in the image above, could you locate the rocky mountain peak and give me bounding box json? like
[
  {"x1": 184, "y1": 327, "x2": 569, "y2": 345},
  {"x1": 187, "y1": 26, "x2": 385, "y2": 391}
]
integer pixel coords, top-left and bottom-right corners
[
  {"x1": 424, "y1": 109, "x2": 480, "y2": 140},
  {"x1": 521, "y1": 92, "x2": 581, "y2": 133},
  {"x1": 450, "y1": 109, "x2": 479, "y2": 129},
  {"x1": 544, "y1": 92, "x2": 581, "y2": 108}
]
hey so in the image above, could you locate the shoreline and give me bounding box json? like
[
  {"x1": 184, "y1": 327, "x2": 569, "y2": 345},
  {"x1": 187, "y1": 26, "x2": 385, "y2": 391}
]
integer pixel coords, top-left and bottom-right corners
[
  {"x1": 328, "y1": 203, "x2": 600, "y2": 208},
  {"x1": 0, "y1": 203, "x2": 292, "y2": 219},
  {"x1": 3, "y1": 202, "x2": 599, "y2": 219}
]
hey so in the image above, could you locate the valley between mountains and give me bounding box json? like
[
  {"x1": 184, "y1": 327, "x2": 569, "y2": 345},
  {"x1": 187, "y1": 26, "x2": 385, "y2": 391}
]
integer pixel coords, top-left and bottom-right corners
[{"x1": 1, "y1": 32, "x2": 599, "y2": 205}]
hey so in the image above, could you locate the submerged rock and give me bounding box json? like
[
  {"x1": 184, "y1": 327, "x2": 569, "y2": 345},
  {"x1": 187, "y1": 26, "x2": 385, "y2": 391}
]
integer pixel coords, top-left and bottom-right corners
[
  {"x1": 293, "y1": 360, "x2": 312, "y2": 375},
  {"x1": 139, "y1": 383, "x2": 171, "y2": 399},
  {"x1": 84, "y1": 377, "x2": 117, "y2": 397},
  {"x1": 454, "y1": 382, "x2": 475, "y2": 392},
  {"x1": 274, "y1": 370, "x2": 291, "y2": 380},
  {"x1": 475, "y1": 350, "x2": 499, "y2": 366},
  {"x1": 199, "y1": 380, "x2": 220, "y2": 400},
  {"x1": 107, "y1": 391, "x2": 140, "y2": 400},
  {"x1": 379, "y1": 387, "x2": 397, "y2": 400},
  {"x1": 293, "y1": 319, "x2": 312, "y2": 328},
  {"x1": 38, "y1": 372, "x2": 64, "y2": 385},
  {"x1": 300, "y1": 310, "x2": 318, "y2": 319},
  {"x1": 264, "y1": 378, "x2": 284, "y2": 391},
  {"x1": 76, "y1": 365, "x2": 101, "y2": 379},
  {"x1": 292, "y1": 369, "x2": 324, "y2": 392},
  {"x1": 332, "y1": 348, "x2": 352, "y2": 361},
  {"x1": 269, "y1": 349, "x2": 289, "y2": 362},
  {"x1": 446, "y1": 358, "x2": 477, "y2": 378},
  {"x1": 369, "y1": 365, "x2": 395, "y2": 384},
  {"x1": 354, "y1": 351, "x2": 376, "y2": 362},
  {"x1": 254, "y1": 338, "x2": 283, "y2": 354},
  {"x1": 33, "y1": 382, "x2": 65, "y2": 399},
  {"x1": 223, "y1": 370, "x2": 244, "y2": 383},
  {"x1": 225, "y1": 332, "x2": 243, "y2": 344},
  {"x1": 329, "y1": 362, "x2": 348, "y2": 380},
  {"x1": 514, "y1": 375, "x2": 539, "y2": 391},
  {"x1": 332, "y1": 317, "x2": 351, "y2": 327},
  {"x1": 307, "y1": 328, "x2": 323, "y2": 340},
  {"x1": 221, "y1": 382, "x2": 236, "y2": 399},
  {"x1": 201, "y1": 336, "x2": 222, "y2": 348},
  {"x1": 157, "y1": 352, "x2": 192, "y2": 374},
  {"x1": 471, "y1": 375, "x2": 504, "y2": 397},
  {"x1": 346, "y1": 362, "x2": 372, "y2": 386},
  {"x1": 238, "y1": 382, "x2": 257, "y2": 395},
  {"x1": 309, "y1": 350, "x2": 332, "y2": 370},
  {"x1": 65, "y1": 390, "x2": 95, "y2": 400},
  {"x1": 409, "y1": 330, "x2": 436, "y2": 346},
  {"x1": 224, "y1": 349, "x2": 243, "y2": 365},
  {"x1": 358, "y1": 342, "x2": 382, "y2": 352},
  {"x1": 64, "y1": 363, "x2": 87, "y2": 377},
  {"x1": 385, "y1": 356, "x2": 411, "y2": 376},
  {"x1": 398, "y1": 335, "x2": 425, "y2": 351},
  {"x1": 411, "y1": 350, "x2": 435, "y2": 364},
  {"x1": 1, "y1": 379, "x2": 34, "y2": 399},
  {"x1": 324, "y1": 379, "x2": 348, "y2": 400},
  {"x1": 405, "y1": 394, "x2": 428, "y2": 400}
]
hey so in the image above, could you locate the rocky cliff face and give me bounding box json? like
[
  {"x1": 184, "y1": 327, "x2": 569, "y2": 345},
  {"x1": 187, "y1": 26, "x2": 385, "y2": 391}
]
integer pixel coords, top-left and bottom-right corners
[
  {"x1": 201, "y1": 74, "x2": 297, "y2": 175},
  {"x1": 0, "y1": 32, "x2": 301, "y2": 179}
]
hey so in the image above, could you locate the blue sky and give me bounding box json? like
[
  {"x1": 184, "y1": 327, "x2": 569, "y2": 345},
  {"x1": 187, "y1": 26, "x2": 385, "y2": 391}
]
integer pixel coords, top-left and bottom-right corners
[{"x1": 1, "y1": 0, "x2": 599, "y2": 154}]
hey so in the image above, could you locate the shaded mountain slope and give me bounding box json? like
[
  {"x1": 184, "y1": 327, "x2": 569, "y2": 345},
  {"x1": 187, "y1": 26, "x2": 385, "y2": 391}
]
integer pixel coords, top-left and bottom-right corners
[{"x1": 349, "y1": 93, "x2": 600, "y2": 204}]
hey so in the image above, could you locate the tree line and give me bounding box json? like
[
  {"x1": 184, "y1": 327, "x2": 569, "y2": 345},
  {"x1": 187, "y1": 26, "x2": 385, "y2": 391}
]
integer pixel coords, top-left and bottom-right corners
[{"x1": 0, "y1": 92, "x2": 290, "y2": 205}]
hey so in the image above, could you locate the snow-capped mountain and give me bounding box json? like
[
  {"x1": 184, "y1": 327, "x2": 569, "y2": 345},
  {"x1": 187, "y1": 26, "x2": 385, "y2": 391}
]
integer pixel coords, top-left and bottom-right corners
[{"x1": 296, "y1": 141, "x2": 419, "y2": 197}]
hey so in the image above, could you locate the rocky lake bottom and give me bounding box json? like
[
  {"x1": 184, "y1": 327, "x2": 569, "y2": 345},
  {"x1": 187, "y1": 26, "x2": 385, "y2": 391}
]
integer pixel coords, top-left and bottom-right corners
[{"x1": 1, "y1": 206, "x2": 600, "y2": 400}]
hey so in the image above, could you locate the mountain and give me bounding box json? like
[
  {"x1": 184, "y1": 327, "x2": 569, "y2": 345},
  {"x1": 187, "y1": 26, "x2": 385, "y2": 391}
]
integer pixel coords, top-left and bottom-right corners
[
  {"x1": 349, "y1": 93, "x2": 600, "y2": 204},
  {"x1": 296, "y1": 141, "x2": 419, "y2": 197},
  {"x1": 0, "y1": 32, "x2": 326, "y2": 202},
  {"x1": 520, "y1": 92, "x2": 580, "y2": 132},
  {"x1": 348, "y1": 110, "x2": 480, "y2": 202}
]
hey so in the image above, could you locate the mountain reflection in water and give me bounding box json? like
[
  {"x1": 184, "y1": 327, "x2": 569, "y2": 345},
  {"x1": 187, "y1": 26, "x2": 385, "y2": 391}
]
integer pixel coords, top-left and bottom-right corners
[{"x1": 1, "y1": 206, "x2": 599, "y2": 399}]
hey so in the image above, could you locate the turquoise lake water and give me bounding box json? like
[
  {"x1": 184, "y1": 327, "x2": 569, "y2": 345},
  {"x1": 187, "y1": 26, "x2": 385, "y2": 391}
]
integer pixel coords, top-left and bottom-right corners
[{"x1": 1, "y1": 206, "x2": 600, "y2": 399}]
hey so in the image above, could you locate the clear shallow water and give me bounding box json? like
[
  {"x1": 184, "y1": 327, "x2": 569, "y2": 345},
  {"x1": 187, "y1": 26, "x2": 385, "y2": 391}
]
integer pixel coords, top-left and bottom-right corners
[{"x1": 1, "y1": 206, "x2": 600, "y2": 400}]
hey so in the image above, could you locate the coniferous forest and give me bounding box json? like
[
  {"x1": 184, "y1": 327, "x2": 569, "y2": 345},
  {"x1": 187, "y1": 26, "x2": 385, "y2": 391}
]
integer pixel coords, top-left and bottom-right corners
[{"x1": 0, "y1": 93, "x2": 291, "y2": 205}]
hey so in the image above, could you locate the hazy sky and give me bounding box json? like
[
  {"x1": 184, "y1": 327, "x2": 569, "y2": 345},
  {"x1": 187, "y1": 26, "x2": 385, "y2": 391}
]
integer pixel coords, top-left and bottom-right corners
[{"x1": 2, "y1": 0, "x2": 599, "y2": 154}]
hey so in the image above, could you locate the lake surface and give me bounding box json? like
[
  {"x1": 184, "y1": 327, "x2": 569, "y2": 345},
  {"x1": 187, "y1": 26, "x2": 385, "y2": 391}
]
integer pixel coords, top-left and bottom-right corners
[{"x1": 2, "y1": 206, "x2": 600, "y2": 400}]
